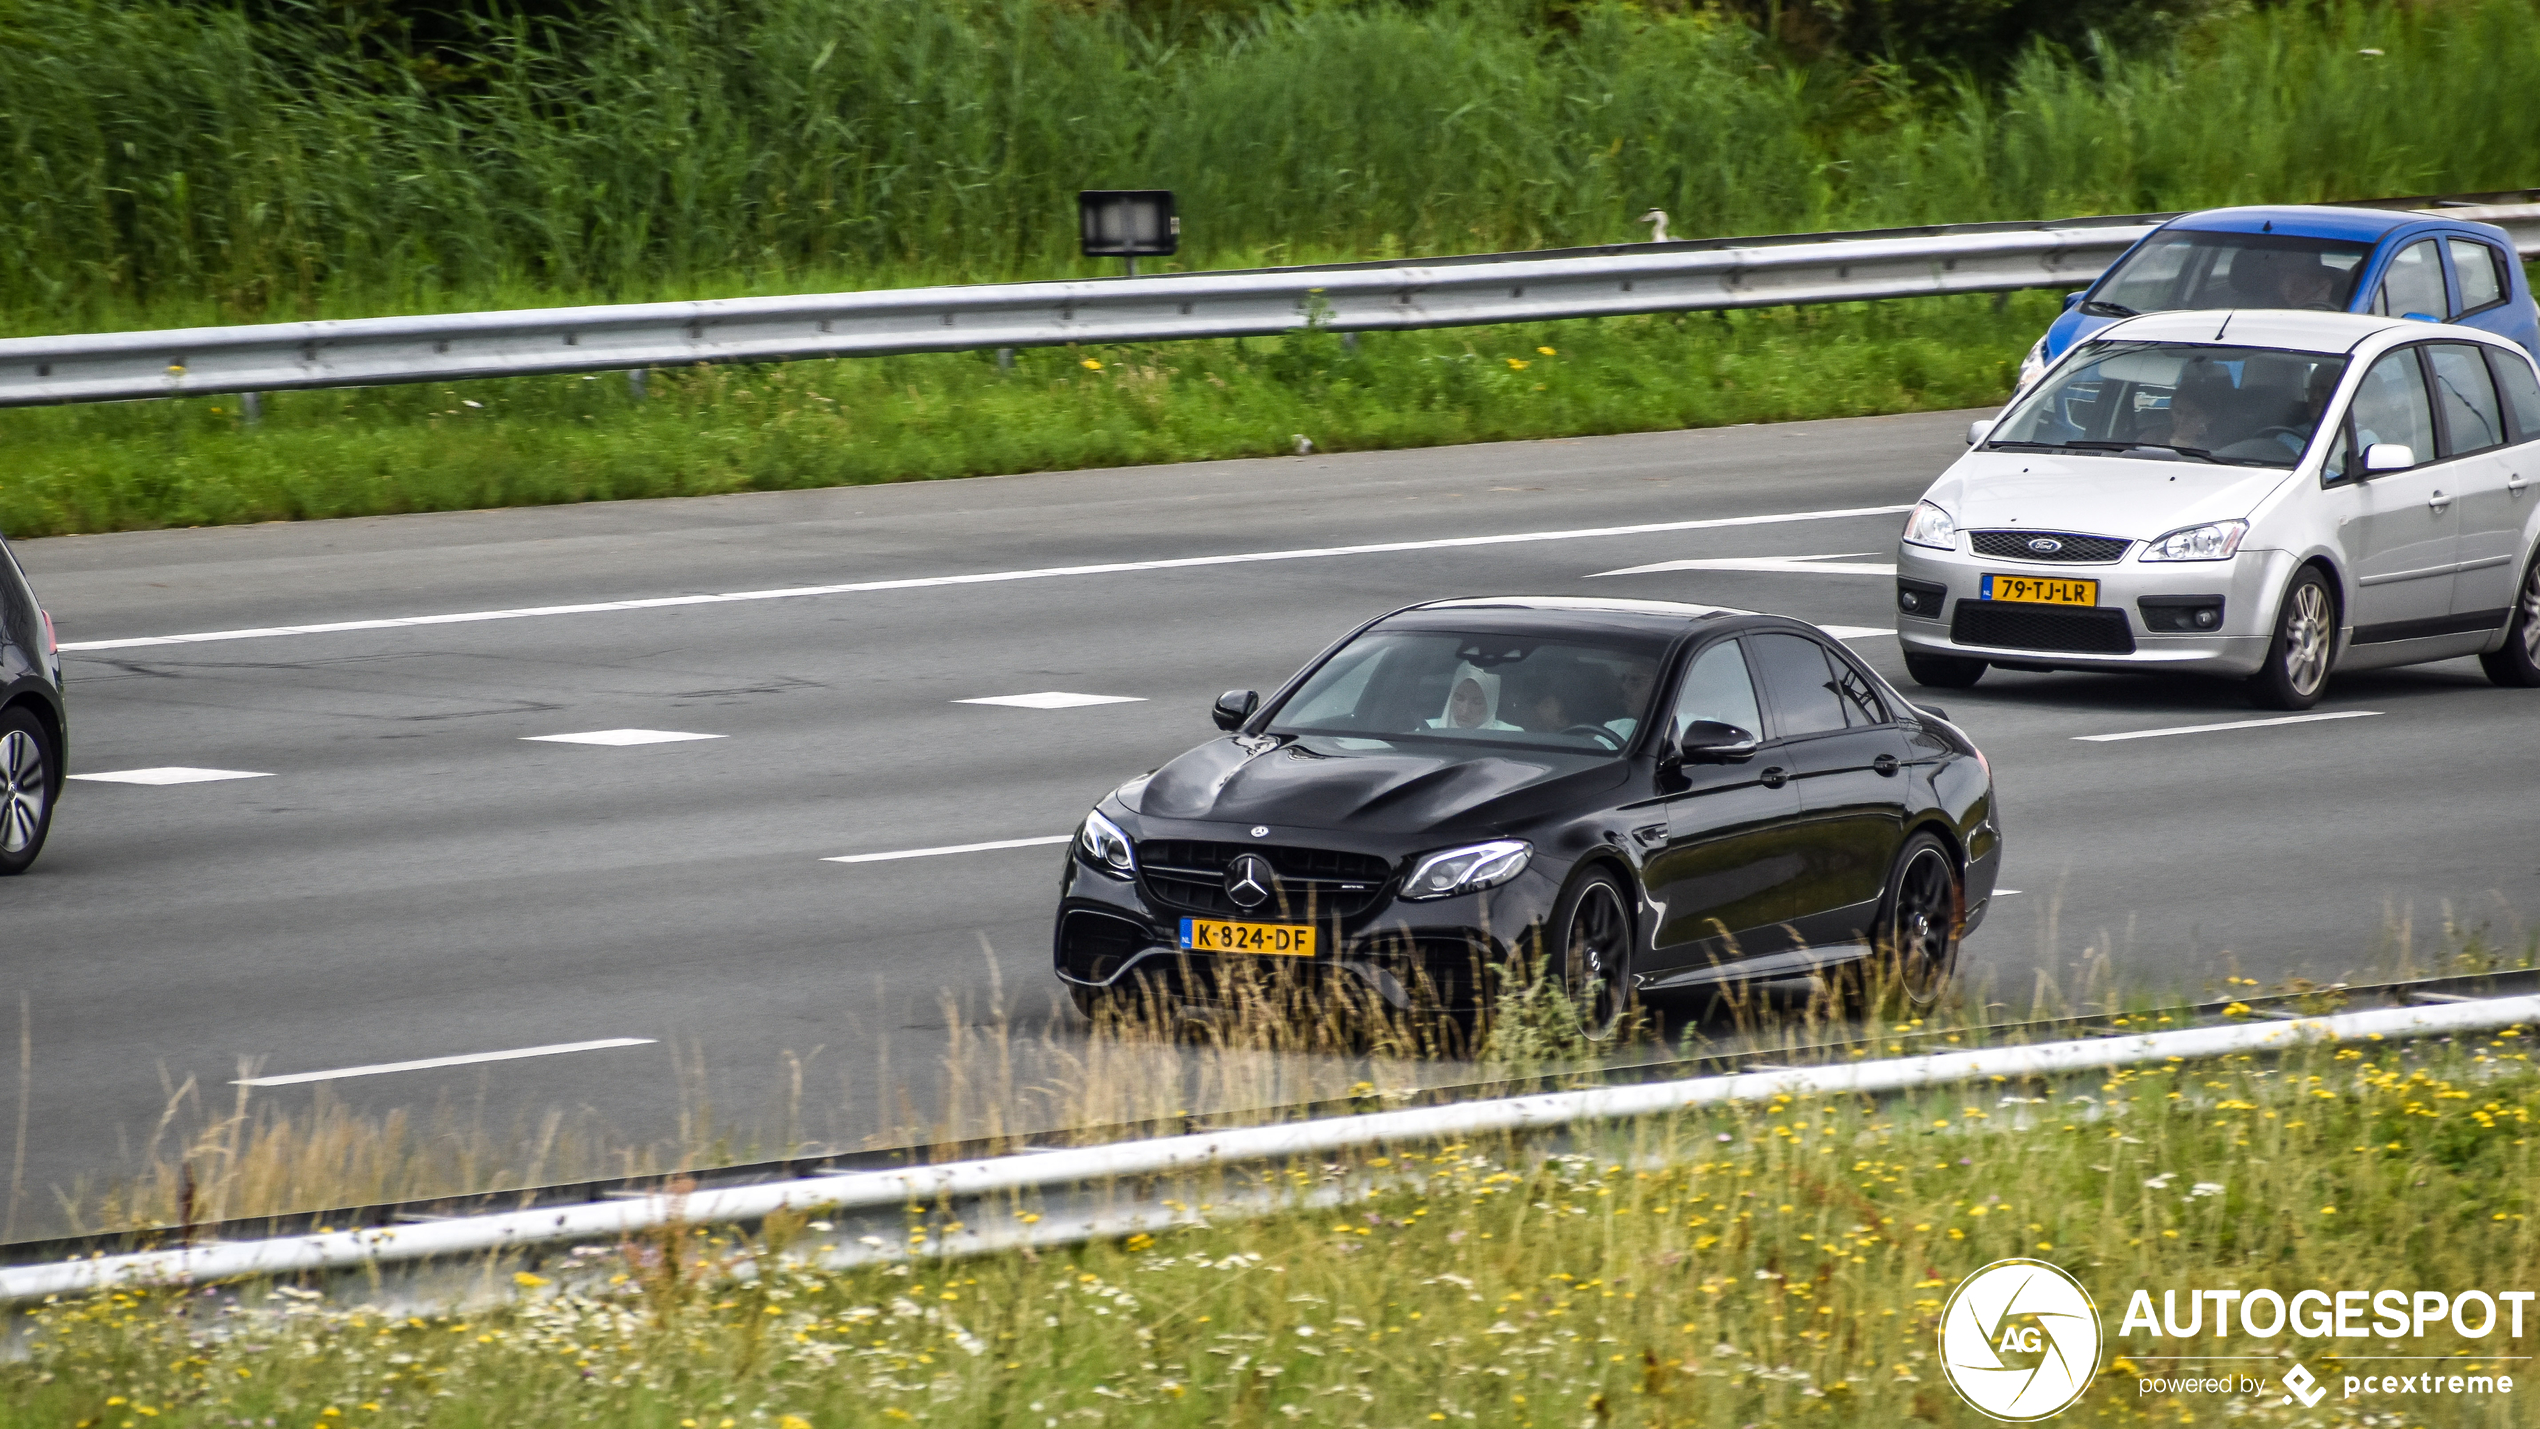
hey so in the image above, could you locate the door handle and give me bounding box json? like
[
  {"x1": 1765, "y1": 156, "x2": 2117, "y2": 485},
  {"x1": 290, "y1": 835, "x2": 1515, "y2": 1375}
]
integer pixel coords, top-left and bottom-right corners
[
  {"x1": 2510, "y1": 473, "x2": 2530, "y2": 495},
  {"x1": 2427, "y1": 490, "x2": 2452, "y2": 511},
  {"x1": 1873, "y1": 754, "x2": 1900, "y2": 777},
  {"x1": 1759, "y1": 766, "x2": 1789, "y2": 789}
]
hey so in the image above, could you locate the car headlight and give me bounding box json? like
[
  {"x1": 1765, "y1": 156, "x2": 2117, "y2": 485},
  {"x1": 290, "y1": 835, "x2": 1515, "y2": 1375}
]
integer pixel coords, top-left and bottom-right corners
[
  {"x1": 1076, "y1": 809, "x2": 1136, "y2": 877},
  {"x1": 2015, "y1": 336, "x2": 2048, "y2": 393},
  {"x1": 1902, "y1": 500, "x2": 1959, "y2": 552},
  {"x1": 2138, "y1": 520, "x2": 2248, "y2": 562},
  {"x1": 1399, "y1": 839, "x2": 1532, "y2": 901}
]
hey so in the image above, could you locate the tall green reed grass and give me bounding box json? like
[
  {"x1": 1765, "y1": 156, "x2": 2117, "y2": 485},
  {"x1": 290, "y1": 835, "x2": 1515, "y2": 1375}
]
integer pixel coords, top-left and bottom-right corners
[{"x1": 2, "y1": 0, "x2": 2536, "y2": 336}]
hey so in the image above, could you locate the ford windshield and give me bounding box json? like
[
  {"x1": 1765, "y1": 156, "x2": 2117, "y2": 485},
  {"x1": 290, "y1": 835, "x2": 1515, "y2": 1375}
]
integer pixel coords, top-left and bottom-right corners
[
  {"x1": 1985, "y1": 341, "x2": 2348, "y2": 467},
  {"x1": 2081, "y1": 230, "x2": 2370, "y2": 318}
]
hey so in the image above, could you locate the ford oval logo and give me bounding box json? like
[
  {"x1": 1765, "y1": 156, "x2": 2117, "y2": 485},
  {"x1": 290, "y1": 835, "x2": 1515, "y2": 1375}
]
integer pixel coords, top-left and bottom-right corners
[{"x1": 2027, "y1": 537, "x2": 2064, "y2": 555}]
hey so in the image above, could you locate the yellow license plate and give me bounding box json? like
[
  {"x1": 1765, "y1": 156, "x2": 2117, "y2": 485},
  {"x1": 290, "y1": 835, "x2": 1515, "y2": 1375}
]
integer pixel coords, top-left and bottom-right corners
[
  {"x1": 1180, "y1": 917, "x2": 1317, "y2": 957},
  {"x1": 1982, "y1": 574, "x2": 2099, "y2": 607}
]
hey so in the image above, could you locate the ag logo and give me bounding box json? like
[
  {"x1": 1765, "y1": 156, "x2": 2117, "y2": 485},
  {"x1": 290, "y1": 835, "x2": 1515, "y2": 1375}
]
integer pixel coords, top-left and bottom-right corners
[{"x1": 1938, "y1": 1258, "x2": 2101, "y2": 1421}]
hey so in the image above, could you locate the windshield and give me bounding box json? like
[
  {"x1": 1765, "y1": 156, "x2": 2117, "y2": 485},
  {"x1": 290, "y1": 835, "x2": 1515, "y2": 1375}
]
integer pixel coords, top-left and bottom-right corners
[
  {"x1": 2088, "y1": 230, "x2": 2370, "y2": 316},
  {"x1": 1269, "y1": 628, "x2": 1664, "y2": 754},
  {"x1": 1988, "y1": 341, "x2": 2348, "y2": 467}
]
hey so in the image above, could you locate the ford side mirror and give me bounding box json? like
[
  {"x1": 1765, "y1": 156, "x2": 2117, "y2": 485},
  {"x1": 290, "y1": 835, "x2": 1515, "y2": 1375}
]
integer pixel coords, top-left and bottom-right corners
[
  {"x1": 1212, "y1": 689, "x2": 1259, "y2": 731},
  {"x1": 1679, "y1": 719, "x2": 1759, "y2": 764},
  {"x1": 2363, "y1": 442, "x2": 2414, "y2": 472},
  {"x1": 1967, "y1": 419, "x2": 1995, "y2": 447}
]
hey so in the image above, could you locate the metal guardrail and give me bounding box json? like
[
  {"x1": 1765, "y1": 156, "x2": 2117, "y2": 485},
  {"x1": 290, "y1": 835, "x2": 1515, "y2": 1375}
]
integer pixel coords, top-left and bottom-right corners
[
  {"x1": 2, "y1": 989, "x2": 2531, "y2": 1308},
  {"x1": 3, "y1": 202, "x2": 2534, "y2": 410}
]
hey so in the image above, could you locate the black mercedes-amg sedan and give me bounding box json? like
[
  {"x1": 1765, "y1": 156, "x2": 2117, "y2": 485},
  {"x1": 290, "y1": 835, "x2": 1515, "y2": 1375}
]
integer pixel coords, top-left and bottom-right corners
[
  {"x1": 0, "y1": 529, "x2": 66, "y2": 875},
  {"x1": 1053, "y1": 596, "x2": 2000, "y2": 1037}
]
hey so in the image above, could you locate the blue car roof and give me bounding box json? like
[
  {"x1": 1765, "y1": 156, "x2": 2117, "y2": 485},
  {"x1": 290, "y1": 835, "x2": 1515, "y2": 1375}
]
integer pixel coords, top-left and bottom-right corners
[{"x1": 2160, "y1": 205, "x2": 2424, "y2": 243}]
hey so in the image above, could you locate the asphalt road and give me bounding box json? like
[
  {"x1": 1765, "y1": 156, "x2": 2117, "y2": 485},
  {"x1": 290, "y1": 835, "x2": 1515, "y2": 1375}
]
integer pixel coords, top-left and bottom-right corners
[{"x1": 7, "y1": 409, "x2": 2535, "y2": 1237}]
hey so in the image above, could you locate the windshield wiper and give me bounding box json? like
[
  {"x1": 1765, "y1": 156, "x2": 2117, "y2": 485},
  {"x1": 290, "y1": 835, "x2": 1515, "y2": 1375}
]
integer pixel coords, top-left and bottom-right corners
[
  {"x1": 2077, "y1": 299, "x2": 2138, "y2": 318},
  {"x1": 2059, "y1": 440, "x2": 2221, "y2": 464}
]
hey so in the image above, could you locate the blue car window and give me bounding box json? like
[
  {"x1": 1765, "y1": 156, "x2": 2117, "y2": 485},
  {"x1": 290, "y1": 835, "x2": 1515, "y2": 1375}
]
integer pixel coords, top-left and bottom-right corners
[
  {"x1": 2347, "y1": 348, "x2": 2437, "y2": 470},
  {"x1": 2485, "y1": 347, "x2": 2540, "y2": 443},
  {"x1": 2449, "y1": 238, "x2": 2507, "y2": 315},
  {"x1": 2372, "y1": 240, "x2": 2448, "y2": 321},
  {"x1": 2094, "y1": 231, "x2": 2366, "y2": 314},
  {"x1": 2427, "y1": 345, "x2": 2506, "y2": 455}
]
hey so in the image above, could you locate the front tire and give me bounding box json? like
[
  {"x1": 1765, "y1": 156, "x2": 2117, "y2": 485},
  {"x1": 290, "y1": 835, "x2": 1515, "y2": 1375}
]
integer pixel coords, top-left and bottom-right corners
[
  {"x1": 0, "y1": 707, "x2": 56, "y2": 875},
  {"x1": 2247, "y1": 567, "x2": 2335, "y2": 710},
  {"x1": 1903, "y1": 651, "x2": 1986, "y2": 688},
  {"x1": 1874, "y1": 832, "x2": 1962, "y2": 1012},
  {"x1": 1553, "y1": 872, "x2": 1636, "y2": 1043},
  {"x1": 2479, "y1": 550, "x2": 2540, "y2": 688}
]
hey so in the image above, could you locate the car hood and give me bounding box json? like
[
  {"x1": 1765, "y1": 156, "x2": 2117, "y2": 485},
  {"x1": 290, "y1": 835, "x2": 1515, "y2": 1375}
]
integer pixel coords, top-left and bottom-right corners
[
  {"x1": 1129, "y1": 734, "x2": 1626, "y2": 837},
  {"x1": 1928, "y1": 452, "x2": 2298, "y2": 541}
]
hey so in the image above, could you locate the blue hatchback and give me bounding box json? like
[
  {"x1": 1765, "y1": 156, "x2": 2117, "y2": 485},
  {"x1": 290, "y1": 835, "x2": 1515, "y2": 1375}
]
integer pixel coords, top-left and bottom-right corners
[{"x1": 2018, "y1": 205, "x2": 2538, "y2": 390}]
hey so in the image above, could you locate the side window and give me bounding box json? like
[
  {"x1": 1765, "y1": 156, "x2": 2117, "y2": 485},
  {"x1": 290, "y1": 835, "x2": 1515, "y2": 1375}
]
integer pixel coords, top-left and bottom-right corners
[
  {"x1": 2346, "y1": 348, "x2": 2437, "y2": 470},
  {"x1": 1828, "y1": 653, "x2": 1889, "y2": 727},
  {"x1": 2427, "y1": 344, "x2": 2506, "y2": 455},
  {"x1": 1746, "y1": 633, "x2": 1849, "y2": 740},
  {"x1": 2487, "y1": 347, "x2": 2540, "y2": 444},
  {"x1": 2372, "y1": 240, "x2": 2448, "y2": 320},
  {"x1": 1669, "y1": 640, "x2": 1764, "y2": 742},
  {"x1": 2449, "y1": 238, "x2": 2507, "y2": 314}
]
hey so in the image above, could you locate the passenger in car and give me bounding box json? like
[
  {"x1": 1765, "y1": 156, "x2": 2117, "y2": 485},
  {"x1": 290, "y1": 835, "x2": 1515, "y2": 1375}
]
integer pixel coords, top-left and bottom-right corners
[{"x1": 1430, "y1": 664, "x2": 1518, "y2": 731}]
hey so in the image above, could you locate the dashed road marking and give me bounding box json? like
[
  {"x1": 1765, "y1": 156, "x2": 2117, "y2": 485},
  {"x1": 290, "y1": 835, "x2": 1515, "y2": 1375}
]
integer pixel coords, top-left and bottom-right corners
[
  {"x1": 1590, "y1": 553, "x2": 1900, "y2": 578},
  {"x1": 955, "y1": 692, "x2": 1145, "y2": 710},
  {"x1": 2074, "y1": 710, "x2": 2382, "y2": 743},
  {"x1": 521, "y1": 729, "x2": 726, "y2": 746},
  {"x1": 825, "y1": 835, "x2": 1073, "y2": 865},
  {"x1": 69, "y1": 767, "x2": 273, "y2": 786},
  {"x1": 58, "y1": 504, "x2": 1913, "y2": 654},
  {"x1": 234, "y1": 1037, "x2": 656, "y2": 1087}
]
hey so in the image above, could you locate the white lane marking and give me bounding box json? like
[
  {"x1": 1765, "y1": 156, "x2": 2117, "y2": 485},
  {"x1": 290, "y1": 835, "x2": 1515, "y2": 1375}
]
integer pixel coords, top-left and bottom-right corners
[
  {"x1": 1817, "y1": 625, "x2": 1896, "y2": 641},
  {"x1": 2074, "y1": 710, "x2": 2382, "y2": 743},
  {"x1": 68, "y1": 767, "x2": 273, "y2": 786},
  {"x1": 521, "y1": 728, "x2": 726, "y2": 747},
  {"x1": 1590, "y1": 553, "x2": 1900, "y2": 578},
  {"x1": 233, "y1": 1037, "x2": 656, "y2": 1087},
  {"x1": 824, "y1": 835, "x2": 1073, "y2": 865},
  {"x1": 1998, "y1": 889, "x2": 2024, "y2": 895},
  {"x1": 59, "y1": 504, "x2": 1912, "y2": 654},
  {"x1": 955, "y1": 692, "x2": 1145, "y2": 710}
]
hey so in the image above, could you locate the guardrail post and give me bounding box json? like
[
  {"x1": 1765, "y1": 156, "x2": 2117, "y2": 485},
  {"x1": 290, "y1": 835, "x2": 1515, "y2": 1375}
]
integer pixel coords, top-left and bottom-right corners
[
  {"x1": 626, "y1": 368, "x2": 647, "y2": 400},
  {"x1": 241, "y1": 392, "x2": 262, "y2": 425},
  {"x1": 996, "y1": 348, "x2": 1014, "y2": 371}
]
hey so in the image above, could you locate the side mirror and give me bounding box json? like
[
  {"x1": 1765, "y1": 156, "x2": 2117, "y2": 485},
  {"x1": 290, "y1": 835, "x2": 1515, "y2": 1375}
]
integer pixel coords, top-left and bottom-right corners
[
  {"x1": 1915, "y1": 704, "x2": 1949, "y2": 722},
  {"x1": 2364, "y1": 443, "x2": 2415, "y2": 473},
  {"x1": 1966, "y1": 419, "x2": 1995, "y2": 447},
  {"x1": 1679, "y1": 719, "x2": 1759, "y2": 764},
  {"x1": 1212, "y1": 689, "x2": 1259, "y2": 731},
  {"x1": 2063, "y1": 291, "x2": 2086, "y2": 310}
]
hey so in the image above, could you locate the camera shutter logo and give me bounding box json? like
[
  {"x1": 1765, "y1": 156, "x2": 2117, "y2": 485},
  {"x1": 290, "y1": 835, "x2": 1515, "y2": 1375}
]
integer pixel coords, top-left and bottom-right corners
[{"x1": 1938, "y1": 1258, "x2": 2101, "y2": 1421}]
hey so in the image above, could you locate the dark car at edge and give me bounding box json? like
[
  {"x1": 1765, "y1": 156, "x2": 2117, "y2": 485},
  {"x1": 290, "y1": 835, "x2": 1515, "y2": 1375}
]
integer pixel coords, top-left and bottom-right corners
[
  {"x1": 0, "y1": 529, "x2": 66, "y2": 874},
  {"x1": 1052, "y1": 597, "x2": 2001, "y2": 1036}
]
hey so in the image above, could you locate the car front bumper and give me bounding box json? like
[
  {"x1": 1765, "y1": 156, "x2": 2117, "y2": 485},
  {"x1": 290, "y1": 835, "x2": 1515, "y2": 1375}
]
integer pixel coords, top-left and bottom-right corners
[{"x1": 1895, "y1": 543, "x2": 2296, "y2": 678}]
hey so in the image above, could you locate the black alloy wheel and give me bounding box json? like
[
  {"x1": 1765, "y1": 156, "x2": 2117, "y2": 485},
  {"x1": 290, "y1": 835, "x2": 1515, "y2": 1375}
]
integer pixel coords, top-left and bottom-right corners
[
  {"x1": 1903, "y1": 651, "x2": 1987, "y2": 688},
  {"x1": 0, "y1": 707, "x2": 54, "y2": 875},
  {"x1": 1876, "y1": 833, "x2": 1962, "y2": 1011},
  {"x1": 1556, "y1": 872, "x2": 1635, "y2": 1042},
  {"x1": 2248, "y1": 567, "x2": 2335, "y2": 710},
  {"x1": 2479, "y1": 550, "x2": 2540, "y2": 688}
]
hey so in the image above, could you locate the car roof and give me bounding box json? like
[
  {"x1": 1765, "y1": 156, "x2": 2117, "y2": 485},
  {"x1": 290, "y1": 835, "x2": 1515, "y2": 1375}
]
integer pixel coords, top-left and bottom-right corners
[
  {"x1": 2082, "y1": 307, "x2": 2509, "y2": 355},
  {"x1": 2160, "y1": 204, "x2": 2427, "y2": 243},
  {"x1": 1410, "y1": 595, "x2": 1742, "y2": 624}
]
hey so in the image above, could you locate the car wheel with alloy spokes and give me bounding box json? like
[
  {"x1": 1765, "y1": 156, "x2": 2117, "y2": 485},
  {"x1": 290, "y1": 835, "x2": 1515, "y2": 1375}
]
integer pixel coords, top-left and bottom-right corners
[
  {"x1": 1554, "y1": 872, "x2": 1636, "y2": 1043},
  {"x1": 2479, "y1": 550, "x2": 2540, "y2": 688},
  {"x1": 1874, "y1": 832, "x2": 1962, "y2": 1013},
  {"x1": 2248, "y1": 567, "x2": 2335, "y2": 710},
  {"x1": 0, "y1": 707, "x2": 56, "y2": 875}
]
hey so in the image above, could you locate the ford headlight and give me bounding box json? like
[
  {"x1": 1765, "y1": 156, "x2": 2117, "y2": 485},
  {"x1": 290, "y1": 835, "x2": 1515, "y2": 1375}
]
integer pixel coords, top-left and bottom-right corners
[
  {"x1": 1902, "y1": 500, "x2": 1959, "y2": 552},
  {"x1": 1076, "y1": 809, "x2": 1136, "y2": 877},
  {"x1": 2015, "y1": 336, "x2": 2048, "y2": 393},
  {"x1": 1399, "y1": 840, "x2": 1531, "y2": 901},
  {"x1": 2139, "y1": 520, "x2": 2248, "y2": 562}
]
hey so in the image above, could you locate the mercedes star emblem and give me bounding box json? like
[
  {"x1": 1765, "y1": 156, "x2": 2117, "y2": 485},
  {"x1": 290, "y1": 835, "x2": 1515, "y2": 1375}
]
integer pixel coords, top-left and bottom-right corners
[
  {"x1": 2027, "y1": 537, "x2": 2064, "y2": 554},
  {"x1": 1224, "y1": 854, "x2": 1274, "y2": 910}
]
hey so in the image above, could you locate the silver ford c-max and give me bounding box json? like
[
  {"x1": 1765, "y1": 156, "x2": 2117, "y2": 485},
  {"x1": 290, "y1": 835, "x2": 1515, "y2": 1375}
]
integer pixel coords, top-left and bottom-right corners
[{"x1": 1896, "y1": 310, "x2": 2540, "y2": 708}]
